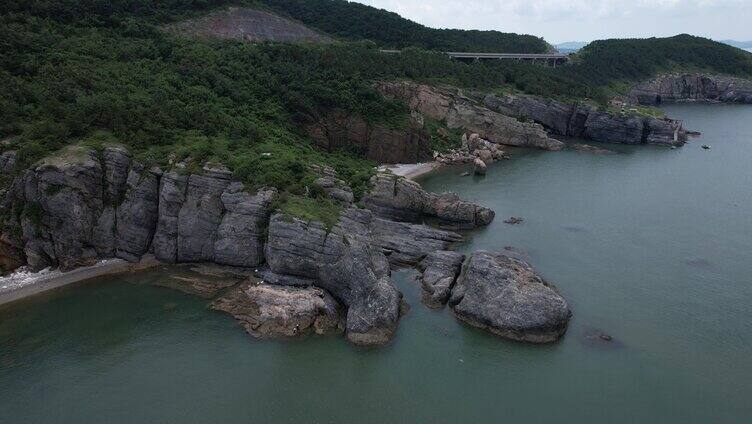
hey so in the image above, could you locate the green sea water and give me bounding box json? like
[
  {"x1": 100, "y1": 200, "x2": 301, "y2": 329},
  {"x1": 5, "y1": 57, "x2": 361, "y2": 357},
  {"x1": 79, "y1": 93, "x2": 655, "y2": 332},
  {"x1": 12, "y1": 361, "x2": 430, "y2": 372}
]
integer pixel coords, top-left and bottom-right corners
[{"x1": 1, "y1": 104, "x2": 751, "y2": 423}]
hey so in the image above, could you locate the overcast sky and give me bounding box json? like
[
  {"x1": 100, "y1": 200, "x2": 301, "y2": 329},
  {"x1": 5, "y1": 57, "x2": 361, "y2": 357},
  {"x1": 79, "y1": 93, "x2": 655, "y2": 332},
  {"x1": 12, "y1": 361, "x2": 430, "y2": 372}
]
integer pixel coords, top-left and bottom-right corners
[{"x1": 354, "y1": 0, "x2": 751, "y2": 44}]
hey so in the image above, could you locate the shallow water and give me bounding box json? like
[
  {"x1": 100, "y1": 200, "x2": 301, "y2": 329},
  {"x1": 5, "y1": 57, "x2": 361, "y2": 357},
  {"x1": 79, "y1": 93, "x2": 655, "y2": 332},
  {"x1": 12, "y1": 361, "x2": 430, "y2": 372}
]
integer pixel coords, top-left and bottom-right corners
[{"x1": 1, "y1": 104, "x2": 751, "y2": 423}]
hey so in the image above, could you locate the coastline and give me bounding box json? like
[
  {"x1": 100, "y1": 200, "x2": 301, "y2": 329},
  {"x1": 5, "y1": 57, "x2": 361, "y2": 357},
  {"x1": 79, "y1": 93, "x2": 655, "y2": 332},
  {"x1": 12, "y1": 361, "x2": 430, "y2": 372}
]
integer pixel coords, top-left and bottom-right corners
[
  {"x1": 377, "y1": 162, "x2": 443, "y2": 180},
  {"x1": 0, "y1": 256, "x2": 160, "y2": 307}
]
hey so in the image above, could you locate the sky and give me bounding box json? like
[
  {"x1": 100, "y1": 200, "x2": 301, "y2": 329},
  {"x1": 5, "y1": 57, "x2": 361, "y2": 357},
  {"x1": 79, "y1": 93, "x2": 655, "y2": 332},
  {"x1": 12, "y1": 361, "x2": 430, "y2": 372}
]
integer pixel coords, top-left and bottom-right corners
[{"x1": 354, "y1": 0, "x2": 752, "y2": 44}]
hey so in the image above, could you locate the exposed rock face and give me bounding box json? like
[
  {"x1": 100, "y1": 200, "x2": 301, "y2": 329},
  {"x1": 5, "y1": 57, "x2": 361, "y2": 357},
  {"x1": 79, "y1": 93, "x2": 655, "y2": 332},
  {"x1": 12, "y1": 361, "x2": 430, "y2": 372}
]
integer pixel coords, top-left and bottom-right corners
[
  {"x1": 484, "y1": 94, "x2": 687, "y2": 146},
  {"x1": 304, "y1": 110, "x2": 432, "y2": 164},
  {"x1": 214, "y1": 184, "x2": 277, "y2": 267},
  {"x1": 0, "y1": 151, "x2": 17, "y2": 174},
  {"x1": 265, "y1": 209, "x2": 403, "y2": 345},
  {"x1": 449, "y1": 251, "x2": 572, "y2": 343},
  {"x1": 168, "y1": 7, "x2": 331, "y2": 44},
  {"x1": 370, "y1": 217, "x2": 462, "y2": 266},
  {"x1": 1, "y1": 146, "x2": 276, "y2": 271},
  {"x1": 212, "y1": 282, "x2": 343, "y2": 338},
  {"x1": 363, "y1": 173, "x2": 495, "y2": 229},
  {"x1": 377, "y1": 81, "x2": 564, "y2": 151},
  {"x1": 419, "y1": 251, "x2": 465, "y2": 308},
  {"x1": 629, "y1": 74, "x2": 752, "y2": 105}
]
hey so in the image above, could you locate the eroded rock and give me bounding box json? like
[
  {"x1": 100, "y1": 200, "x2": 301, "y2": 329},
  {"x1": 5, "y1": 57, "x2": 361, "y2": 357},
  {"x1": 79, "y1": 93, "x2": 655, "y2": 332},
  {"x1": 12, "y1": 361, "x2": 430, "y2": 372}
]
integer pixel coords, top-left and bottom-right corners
[
  {"x1": 449, "y1": 251, "x2": 572, "y2": 343},
  {"x1": 419, "y1": 251, "x2": 465, "y2": 308},
  {"x1": 212, "y1": 282, "x2": 343, "y2": 338}
]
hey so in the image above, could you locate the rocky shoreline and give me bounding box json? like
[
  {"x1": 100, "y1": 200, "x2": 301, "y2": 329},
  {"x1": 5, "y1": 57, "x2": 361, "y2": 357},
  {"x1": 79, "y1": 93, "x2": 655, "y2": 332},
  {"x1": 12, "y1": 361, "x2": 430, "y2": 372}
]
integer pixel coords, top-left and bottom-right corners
[{"x1": 0, "y1": 144, "x2": 572, "y2": 345}]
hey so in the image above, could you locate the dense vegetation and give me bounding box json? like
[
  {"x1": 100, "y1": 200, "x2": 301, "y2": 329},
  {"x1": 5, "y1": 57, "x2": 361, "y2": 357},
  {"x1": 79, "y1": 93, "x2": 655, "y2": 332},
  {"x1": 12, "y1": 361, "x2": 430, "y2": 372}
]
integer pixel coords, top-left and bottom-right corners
[
  {"x1": 2, "y1": 1, "x2": 752, "y2": 214},
  {"x1": 259, "y1": 0, "x2": 549, "y2": 53}
]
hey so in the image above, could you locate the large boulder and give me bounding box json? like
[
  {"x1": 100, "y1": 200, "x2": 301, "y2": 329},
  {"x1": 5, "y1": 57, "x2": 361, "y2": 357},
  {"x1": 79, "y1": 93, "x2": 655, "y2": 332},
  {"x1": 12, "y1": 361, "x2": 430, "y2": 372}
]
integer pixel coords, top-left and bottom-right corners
[
  {"x1": 419, "y1": 251, "x2": 465, "y2": 308},
  {"x1": 212, "y1": 282, "x2": 343, "y2": 338},
  {"x1": 449, "y1": 251, "x2": 572, "y2": 343}
]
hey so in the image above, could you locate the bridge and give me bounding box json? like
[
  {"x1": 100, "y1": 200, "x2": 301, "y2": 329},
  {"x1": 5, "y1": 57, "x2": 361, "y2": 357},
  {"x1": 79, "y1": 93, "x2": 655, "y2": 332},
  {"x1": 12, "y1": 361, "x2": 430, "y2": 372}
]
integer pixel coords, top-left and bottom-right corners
[{"x1": 380, "y1": 50, "x2": 569, "y2": 67}]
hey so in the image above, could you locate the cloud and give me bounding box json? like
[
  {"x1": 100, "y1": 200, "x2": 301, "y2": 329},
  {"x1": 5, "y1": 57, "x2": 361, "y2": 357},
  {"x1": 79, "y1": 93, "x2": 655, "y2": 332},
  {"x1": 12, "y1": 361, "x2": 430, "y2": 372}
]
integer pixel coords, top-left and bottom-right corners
[{"x1": 354, "y1": 0, "x2": 752, "y2": 43}]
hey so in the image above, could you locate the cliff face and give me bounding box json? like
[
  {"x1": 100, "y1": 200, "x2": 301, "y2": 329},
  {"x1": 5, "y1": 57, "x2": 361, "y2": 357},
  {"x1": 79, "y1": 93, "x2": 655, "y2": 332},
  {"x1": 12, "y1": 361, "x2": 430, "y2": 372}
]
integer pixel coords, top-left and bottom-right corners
[
  {"x1": 629, "y1": 74, "x2": 752, "y2": 105},
  {"x1": 0, "y1": 146, "x2": 278, "y2": 272},
  {"x1": 376, "y1": 82, "x2": 565, "y2": 151},
  {"x1": 483, "y1": 94, "x2": 687, "y2": 146},
  {"x1": 303, "y1": 110, "x2": 432, "y2": 164}
]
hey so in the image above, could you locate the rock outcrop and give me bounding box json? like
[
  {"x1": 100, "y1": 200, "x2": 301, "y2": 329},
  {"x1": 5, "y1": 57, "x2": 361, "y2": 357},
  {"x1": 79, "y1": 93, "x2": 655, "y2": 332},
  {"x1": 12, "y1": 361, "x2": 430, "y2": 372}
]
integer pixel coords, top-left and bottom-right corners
[
  {"x1": 629, "y1": 74, "x2": 752, "y2": 105},
  {"x1": 419, "y1": 251, "x2": 465, "y2": 308},
  {"x1": 212, "y1": 282, "x2": 343, "y2": 338},
  {"x1": 484, "y1": 94, "x2": 687, "y2": 146},
  {"x1": 363, "y1": 173, "x2": 495, "y2": 229},
  {"x1": 449, "y1": 251, "x2": 572, "y2": 343},
  {"x1": 1, "y1": 146, "x2": 277, "y2": 272},
  {"x1": 377, "y1": 81, "x2": 564, "y2": 151},
  {"x1": 264, "y1": 209, "x2": 403, "y2": 345}
]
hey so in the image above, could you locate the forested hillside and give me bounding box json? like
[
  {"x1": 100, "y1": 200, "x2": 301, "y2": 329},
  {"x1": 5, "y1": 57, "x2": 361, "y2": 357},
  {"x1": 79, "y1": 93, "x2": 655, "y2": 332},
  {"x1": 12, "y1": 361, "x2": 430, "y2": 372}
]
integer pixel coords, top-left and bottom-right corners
[
  {"x1": 2, "y1": 1, "x2": 752, "y2": 203},
  {"x1": 258, "y1": 0, "x2": 550, "y2": 53}
]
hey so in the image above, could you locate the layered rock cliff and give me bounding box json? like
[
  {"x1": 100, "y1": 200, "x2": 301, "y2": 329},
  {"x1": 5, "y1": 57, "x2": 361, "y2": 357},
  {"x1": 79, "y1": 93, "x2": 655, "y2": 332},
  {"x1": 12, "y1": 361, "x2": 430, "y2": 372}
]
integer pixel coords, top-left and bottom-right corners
[
  {"x1": 628, "y1": 74, "x2": 752, "y2": 105},
  {"x1": 483, "y1": 94, "x2": 687, "y2": 146},
  {"x1": 376, "y1": 81, "x2": 565, "y2": 151}
]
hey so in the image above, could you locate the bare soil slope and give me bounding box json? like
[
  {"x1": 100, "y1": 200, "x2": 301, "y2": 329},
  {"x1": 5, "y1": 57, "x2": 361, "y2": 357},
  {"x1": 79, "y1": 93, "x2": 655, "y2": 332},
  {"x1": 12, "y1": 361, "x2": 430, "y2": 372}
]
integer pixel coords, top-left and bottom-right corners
[{"x1": 168, "y1": 7, "x2": 330, "y2": 44}]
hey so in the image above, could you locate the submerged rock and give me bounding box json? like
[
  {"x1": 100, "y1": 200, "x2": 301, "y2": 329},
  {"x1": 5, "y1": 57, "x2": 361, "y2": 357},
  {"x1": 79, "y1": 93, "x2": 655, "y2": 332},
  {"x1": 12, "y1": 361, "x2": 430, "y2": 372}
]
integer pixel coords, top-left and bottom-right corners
[
  {"x1": 449, "y1": 252, "x2": 571, "y2": 343},
  {"x1": 418, "y1": 251, "x2": 465, "y2": 308},
  {"x1": 212, "y1": 282, "x2": 343, "y2": 338}
]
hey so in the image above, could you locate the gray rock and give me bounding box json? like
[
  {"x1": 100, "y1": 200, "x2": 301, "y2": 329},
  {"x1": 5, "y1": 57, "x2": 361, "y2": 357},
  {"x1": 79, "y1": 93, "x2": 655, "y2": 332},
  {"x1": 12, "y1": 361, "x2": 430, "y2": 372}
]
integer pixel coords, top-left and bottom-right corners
[
  {"x1": 629, "y1": 74, "x2": 752, "y2": 105},
  {"x1": 419, "y1": 251, "x2": 465, "y2": 308},
  {"x1": 484, "y1": 93, "x2": 687, "y2": 146},
  {"x1": 377, "y1": 81, "x2": 564, "y2": 151},
  {"x1": 214, "y1": 183, "x2": 276, "y2": 267},
  {"x1": 101, "y1": 146, "x2": 132, "y2": 205},
  {"x1": 449, "y1": 251, "x2": 572, "y2": 343},
  {"x1": 23, "y1": 147, "x2": 104, "y2": 270},
  {"x1": 363, "y1": 173, "x2": 495, "y2": 229},
  {"x1": 371, "y1": 217, "x2": 462, "y2": 266},
  {"x1": 176, "y1": 174, "x2": 230, "y2": 263},
  {"x1": 583, "y1": 112, "x2": 645, "y2": 144},
  {"x1": 473, "y1": 158, "x2": 487, "y2": 175},
  {"x1": 212, "y1": 282, "x2": 343, "y2": 338},
  {"x1": 0, "y1": 151, "x2": 17, "y2": 174},
  {"x1": 264, "y1": 209, "x2": 403, "y2": 345},
  {"x1": 312, "y1": 176, "x2": 354, "y2": 204},
  {"x1": 152, "y1": 171, "x2": 188, "y2": 263},
  {"x1": 115, "y1": 165, "x2": 160, "y2": 261}
]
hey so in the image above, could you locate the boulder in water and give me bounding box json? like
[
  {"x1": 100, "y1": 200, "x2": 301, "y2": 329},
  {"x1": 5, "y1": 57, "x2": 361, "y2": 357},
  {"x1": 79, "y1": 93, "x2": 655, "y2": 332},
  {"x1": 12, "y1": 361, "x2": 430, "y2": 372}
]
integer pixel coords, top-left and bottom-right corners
[{"x1": 449, "y1": 251, "x2": 572, "y2": 343}]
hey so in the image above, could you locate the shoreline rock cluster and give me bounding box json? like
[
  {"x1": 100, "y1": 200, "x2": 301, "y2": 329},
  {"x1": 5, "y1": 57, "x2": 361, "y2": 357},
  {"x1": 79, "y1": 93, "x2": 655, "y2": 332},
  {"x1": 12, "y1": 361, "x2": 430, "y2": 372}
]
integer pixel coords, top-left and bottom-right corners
[
  {"x1": 628, "y1": 74, "x2": 752, "y2": 105},
  {"x1": 434, "y1": 133, "x2": 511, "y2": 175},
  {"x1": 483, "y1": 93, "x2": 688, "y2": 146},
  {"x1": 0, "y1": 145, "x2": 572, "y2": 346}
]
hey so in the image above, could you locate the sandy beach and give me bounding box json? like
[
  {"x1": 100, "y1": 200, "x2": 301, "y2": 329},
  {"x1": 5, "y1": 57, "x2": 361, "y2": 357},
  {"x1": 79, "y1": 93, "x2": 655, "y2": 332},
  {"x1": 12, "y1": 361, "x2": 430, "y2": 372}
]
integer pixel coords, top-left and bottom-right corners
[
  {"x1": 377, "y1": 162, "x2": 443, "y2": 180},
  {"x1": 0, "y1": 256, "x2": 160, "y2": 306}
]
